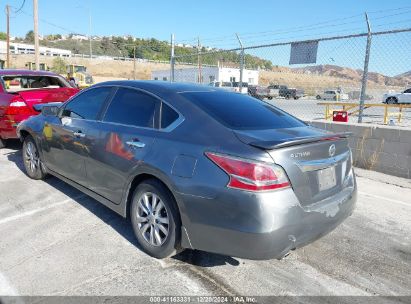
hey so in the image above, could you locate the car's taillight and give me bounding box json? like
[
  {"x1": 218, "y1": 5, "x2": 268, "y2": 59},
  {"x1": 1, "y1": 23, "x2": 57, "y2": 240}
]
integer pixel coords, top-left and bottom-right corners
[
  {"x1": 205, "y1": 152, "x2": 290, "y2": 192},
  {"x1": 5, "y1": 98, "x2": 32, "y2": 115}
]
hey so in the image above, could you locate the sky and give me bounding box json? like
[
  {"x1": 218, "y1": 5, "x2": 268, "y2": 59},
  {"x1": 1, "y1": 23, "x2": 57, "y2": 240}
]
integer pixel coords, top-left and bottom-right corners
[{"x1": 0, "y1": 0, "x2": 410, "y2": 75}]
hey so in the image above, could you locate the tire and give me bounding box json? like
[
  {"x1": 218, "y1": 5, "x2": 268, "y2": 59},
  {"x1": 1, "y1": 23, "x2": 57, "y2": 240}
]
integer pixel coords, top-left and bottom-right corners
[
  {"x1": 130, "y1": 179, "x2": 182, "y2": 259},
  {"x1": 386, "y1": 97, "x2": 398, "y2": 104},
  {"x1": 285, "y1": 94, "x2": 291, "y2": 100},
  {"x1": 0, "y1": 138, "x2": 5, "y2": 149},
  {"x1": 267, "y1": 96, "x2": 273, "y2": 100},
  {"x1": 22, "y1": 135, "x2": 47, "y2": 180},
  {"x1": 316, "y1": 95, "x2": 321, "y2": 100}
]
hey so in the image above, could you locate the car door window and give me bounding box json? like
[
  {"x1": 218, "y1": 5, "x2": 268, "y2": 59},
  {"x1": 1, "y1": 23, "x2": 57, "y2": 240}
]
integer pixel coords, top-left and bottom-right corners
[
  {"x1": 103, "y1": 88, "x2": 158, "y2": 128},
  {"x1": 161, "y1": 102, "x2": 179, "y2": 129},
  {"x1": 62, "y1": 87, "x2": 112, "y2": 120},
  {"x1": 404, "y1": 89, "x2": 411, "y2": 93}
]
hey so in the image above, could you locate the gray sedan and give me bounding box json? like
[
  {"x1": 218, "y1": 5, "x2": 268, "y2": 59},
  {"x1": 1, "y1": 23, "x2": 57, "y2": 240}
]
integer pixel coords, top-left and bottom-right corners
[{"x1": 17, "y1": 81, "x2": 357, "y2": 260}]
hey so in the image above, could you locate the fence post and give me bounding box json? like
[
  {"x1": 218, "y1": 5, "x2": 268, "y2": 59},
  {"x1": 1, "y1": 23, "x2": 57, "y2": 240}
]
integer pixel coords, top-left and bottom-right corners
[
  {"x1": 358, "y1": 13, "x2": 372, "y2": 123},
  {"x1": 170, "y1": 34, "x2": 175, "y2": 82},
  {"x1": 236, "y1": 34, "x2": 244, "y2": 91}
]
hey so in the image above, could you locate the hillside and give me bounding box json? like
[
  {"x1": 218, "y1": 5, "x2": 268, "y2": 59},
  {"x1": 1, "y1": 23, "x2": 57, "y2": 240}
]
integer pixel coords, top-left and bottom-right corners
[
  {"x1": 292, "y1": 64, "x2": 409, "y2": 87},
  {"x1": 16, "y1": 36, "x2": 273, "y2": 70}
]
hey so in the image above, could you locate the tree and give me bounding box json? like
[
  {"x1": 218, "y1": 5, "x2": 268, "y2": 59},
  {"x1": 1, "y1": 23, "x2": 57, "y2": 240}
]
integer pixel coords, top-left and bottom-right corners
[
  {"x1": 0, "y1": 32, "x2": 7, "y2": 41},
  {"x1": 51, "y1": 57, "x2": 67, "y2": 74},
  {"x1": 25, "y1": 30, "x2": 35, "y2": 43}
]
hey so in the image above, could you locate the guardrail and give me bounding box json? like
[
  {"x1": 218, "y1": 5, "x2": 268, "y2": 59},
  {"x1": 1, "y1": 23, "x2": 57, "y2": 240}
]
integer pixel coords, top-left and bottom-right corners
[{"x1": 318, "y1": 102, "x2": 411, "y2": 125}]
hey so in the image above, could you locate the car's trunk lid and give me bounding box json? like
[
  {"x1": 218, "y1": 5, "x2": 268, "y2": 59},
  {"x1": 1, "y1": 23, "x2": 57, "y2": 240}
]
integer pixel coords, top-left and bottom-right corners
[
  {"x1": 234, "y1": 126, "x2": 352, "y2": 206},
  {"x1": 14, "y1": 87, "x2": 79, "y2": 111}
]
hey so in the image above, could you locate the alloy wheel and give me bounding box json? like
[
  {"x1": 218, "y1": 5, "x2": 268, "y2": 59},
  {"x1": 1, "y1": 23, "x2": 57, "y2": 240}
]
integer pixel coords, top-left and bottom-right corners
[
  {"x1": 136, "y1": 192, "x2": 169, "y2": 246},
  {"x1": 24, "y1": 141, "x2": 40, "y2": 174}
]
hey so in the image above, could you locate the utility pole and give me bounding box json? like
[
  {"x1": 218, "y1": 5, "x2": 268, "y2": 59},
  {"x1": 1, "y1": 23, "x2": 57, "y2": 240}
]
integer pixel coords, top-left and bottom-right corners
[
  {"x1": 197, "y1": 37, "x2": 202, "y2": 83},
  {"x1": 6, "y1": 5, "x2": 10, "y2": 68},
  {"x1": 33, "y1": 0, "x2": 40, "y2": 70},
  {"x1": 133, "y1": 45, "x2": 136, "y2": 80},
  {"x1": 170, "y1": 34, "x2": 175, "y2": 82},
  {"x1": 236, "y1": 33, "x2": 244, "y2": 92},
  {"x1": 358, "y1": 13, "x2": 372, "y2": 123},
  {"x1": 89, "y1": 7, "x2": 92, "y2": 58}
]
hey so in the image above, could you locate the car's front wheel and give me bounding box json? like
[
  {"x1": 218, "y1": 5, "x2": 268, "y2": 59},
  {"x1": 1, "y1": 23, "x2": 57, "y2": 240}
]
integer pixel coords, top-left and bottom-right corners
[
  {"x1": 23, "y1": 135, "x2": 47, "y2": 180},
  {"x1": 130, "y1": 179, "x2": 182, "y2": 259}
]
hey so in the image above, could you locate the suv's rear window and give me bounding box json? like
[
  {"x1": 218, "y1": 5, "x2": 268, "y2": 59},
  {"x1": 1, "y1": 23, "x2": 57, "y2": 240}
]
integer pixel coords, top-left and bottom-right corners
[{"x1": 183, "y1": 91, "x2": 306, "y2": 130}]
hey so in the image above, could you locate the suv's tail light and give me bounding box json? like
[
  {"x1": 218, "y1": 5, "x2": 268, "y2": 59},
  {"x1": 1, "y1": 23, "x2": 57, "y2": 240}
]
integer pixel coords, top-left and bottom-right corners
[
  {"x1": 206, "y1": 152, "x2": 290, "y2": 191},
  {"x1": 5, "y1": 98, "x2": 32, "y2": 115}
]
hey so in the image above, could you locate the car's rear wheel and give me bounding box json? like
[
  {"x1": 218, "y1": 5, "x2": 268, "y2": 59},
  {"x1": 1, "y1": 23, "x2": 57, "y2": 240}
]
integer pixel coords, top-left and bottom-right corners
[
  {"x1": 386, "y1": 97, "x2": 398, "y2": 104},
  {"x1": 316, "y1": 95, "x2": 321, "y2": 100},
  {"x1": 23, "y1": 135, "x2": 47, "y2": 180},
  {"x1": 130, "y1": 179, "x2": 182, "y2": 259},
  {"x1": 0, "y1": 138, "x2": 5, "y2": 149}
]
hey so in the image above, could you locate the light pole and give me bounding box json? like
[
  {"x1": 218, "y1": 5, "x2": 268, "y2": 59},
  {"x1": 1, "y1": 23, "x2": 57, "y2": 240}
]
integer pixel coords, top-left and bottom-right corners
[{"x1": 75, "y1": 3, "x2": 92, "y2": 58}]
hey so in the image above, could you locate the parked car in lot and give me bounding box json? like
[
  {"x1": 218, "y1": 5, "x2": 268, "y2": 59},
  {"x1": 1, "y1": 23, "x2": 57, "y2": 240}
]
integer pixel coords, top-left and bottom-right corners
[
  {"x1": 266, "y1": 84, "x2": 282, "y2": 100},
  {"x1": 208, "y1": 81, "x2": 237, "y2": 93},
  {"x1": 209, "y1": 81, "x2": 248, "y2": 94},
  {"x1": 279, "y1": 86, "x2": 305, "y2": 99},
  {"x1": 248, "y1": 85, "x2": 269, "y2": 100},
  {"x1": 17, "y1": 81, "x2": 357, "y2": 260},
  {"x1": 316, "y1": 90, "x2": 349, "y2": 101},
  {"x1": 383, "y1": 88, "x2": 411, "y2": 104},
  {"x1": 0, "y1": 69, "x2": 79, "y2": 148},
  {"x1": 232, "y1": 81, "x2": 248, "y2": 94}
]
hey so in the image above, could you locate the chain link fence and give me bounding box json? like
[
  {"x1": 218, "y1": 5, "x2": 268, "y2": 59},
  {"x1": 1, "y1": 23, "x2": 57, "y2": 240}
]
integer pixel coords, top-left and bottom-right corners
[{"x1": 168, "y1": 28, "x2": 411, "y2": 127}]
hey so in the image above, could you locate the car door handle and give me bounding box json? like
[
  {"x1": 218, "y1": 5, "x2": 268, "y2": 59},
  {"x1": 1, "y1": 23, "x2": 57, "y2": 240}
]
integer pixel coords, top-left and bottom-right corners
[
  {"x1": 73, "y1": 131, "x2": 86, "y2": 138},
  {"x1": 126, "y1": 140, "x2": 145, "y2": 148}
]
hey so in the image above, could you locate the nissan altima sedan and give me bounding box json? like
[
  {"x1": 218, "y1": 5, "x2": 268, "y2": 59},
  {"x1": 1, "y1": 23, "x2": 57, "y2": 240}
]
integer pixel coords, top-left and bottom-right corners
[{"x1": 17, "y1": 81, "x2": 357, "y2": 260}]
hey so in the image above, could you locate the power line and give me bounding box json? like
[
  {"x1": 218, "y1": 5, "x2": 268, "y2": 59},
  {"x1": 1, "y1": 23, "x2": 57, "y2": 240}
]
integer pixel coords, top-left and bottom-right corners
[
  {"x1": 175, "y1": 5, "x2": 411, "y2": 46},
  {"x1": 13, "y1": 0, "x2": 26, "y2": 14}
]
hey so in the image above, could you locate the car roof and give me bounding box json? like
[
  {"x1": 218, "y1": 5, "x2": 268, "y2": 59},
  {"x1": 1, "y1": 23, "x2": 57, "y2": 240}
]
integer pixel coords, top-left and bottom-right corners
[
  {"x1": 0, "y1": 69, "x2": 62, "y2": 77},
  {"x1": 93, "y1": 80, "x2": 217, "y2": 94}
]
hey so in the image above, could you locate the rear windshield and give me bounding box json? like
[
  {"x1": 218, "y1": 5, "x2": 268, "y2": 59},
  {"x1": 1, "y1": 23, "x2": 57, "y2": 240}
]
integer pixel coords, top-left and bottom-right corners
[
  {"x1": 183, "y1": 91, "x2": 306, "y2": 130},
  {"x1": 1, "y1": 75, "x2": 70, "y2": 93}
]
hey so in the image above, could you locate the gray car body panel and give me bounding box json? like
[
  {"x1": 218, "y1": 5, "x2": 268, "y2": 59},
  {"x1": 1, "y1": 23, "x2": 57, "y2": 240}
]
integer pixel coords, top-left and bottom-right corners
[{"x1": 17, "y1": 80, "x2": 357, "y2": 260}]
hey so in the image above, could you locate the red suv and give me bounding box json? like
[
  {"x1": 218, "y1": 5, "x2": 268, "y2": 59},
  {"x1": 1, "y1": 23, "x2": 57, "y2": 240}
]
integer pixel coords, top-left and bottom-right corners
[{"x1": 0, "y1": 69, "x2": 79, "y2": 148}]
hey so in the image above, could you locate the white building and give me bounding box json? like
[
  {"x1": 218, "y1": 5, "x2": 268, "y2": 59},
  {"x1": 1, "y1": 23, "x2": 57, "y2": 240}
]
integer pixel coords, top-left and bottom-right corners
[
  {"x1": 152, "y1": 66, "x2": 259, "y2": 85},
  {"x1": 0, "y1": 41, "x2": 72, "y2": 57},
  {"x1": 70, "y1": 34, "x2": 89, "y2": 41}
]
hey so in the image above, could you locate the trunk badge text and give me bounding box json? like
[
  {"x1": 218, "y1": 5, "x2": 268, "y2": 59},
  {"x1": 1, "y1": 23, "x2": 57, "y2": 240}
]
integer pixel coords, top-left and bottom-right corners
[{"x1": 290, "y1": 151, "x2": 311, "y2": 158}]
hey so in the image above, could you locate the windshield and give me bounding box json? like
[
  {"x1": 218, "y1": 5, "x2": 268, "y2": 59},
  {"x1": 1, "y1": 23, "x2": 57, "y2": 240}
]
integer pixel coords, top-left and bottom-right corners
[
  {"x1": 1, "y1": 75, "x2": 70, "y2": 93},
  {"x1": 75, "y1": 66, "x2": 87, "y2": 73}
]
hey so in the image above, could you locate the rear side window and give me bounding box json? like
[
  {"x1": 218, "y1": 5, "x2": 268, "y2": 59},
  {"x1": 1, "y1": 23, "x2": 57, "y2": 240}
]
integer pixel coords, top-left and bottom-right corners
[
  {"x1": 183, "y1": 91, "x2": 306, "y2": 130},
  {"x1": 62, "y1": 87, "x2": 112, "y2": 120},
  {"x1": 103, "y1": 88, "x2": 158, "y2": 128},
  {"x1": 161, "y1": 102, "x2": 179, "y2": 129}
]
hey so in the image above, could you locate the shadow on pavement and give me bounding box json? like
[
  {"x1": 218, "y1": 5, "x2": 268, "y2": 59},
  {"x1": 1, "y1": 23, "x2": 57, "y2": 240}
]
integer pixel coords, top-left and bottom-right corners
[
  {"x1": 5, "y1": 148, "x2": 240, "y2": 268},
  {"x1": 173, "y1": 249, "x2": 240, "y2": 267}
]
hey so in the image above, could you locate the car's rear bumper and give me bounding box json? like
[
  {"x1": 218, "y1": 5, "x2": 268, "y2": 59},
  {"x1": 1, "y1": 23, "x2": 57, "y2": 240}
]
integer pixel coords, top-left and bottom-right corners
[
  {"x1": 179, "y1": 171, "x2": 357, "y2": 260},
  {"x1": 0, "y1": 115, "x2": 27, "y2": 139}
]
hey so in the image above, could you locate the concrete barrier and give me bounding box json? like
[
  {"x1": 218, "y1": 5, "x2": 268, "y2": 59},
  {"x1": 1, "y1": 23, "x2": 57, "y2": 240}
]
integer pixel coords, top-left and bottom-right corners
[{"x1": 309, "y1": 121, "x2": 411, "y2": 179}]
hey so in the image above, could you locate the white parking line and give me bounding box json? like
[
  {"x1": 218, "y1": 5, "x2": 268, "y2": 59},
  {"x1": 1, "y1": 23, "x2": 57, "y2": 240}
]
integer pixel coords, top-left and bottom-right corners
[
  {"x1": 0, "y1": 194, "x2": 86, "y2": 226},
  {"x1": 358, "y1": 191, "x2": 411, "y2": 208}
]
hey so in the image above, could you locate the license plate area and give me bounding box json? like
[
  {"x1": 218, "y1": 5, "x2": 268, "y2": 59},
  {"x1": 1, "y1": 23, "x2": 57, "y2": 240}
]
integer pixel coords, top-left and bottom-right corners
[{"x1": 317, "y1": 166, "x2": 337, "y2": 191}]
